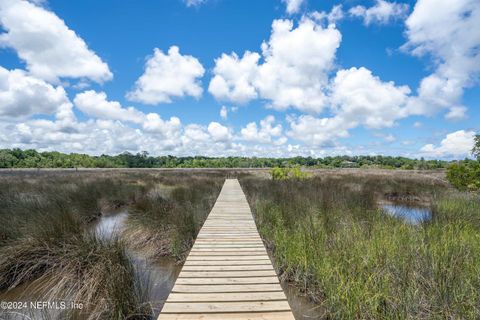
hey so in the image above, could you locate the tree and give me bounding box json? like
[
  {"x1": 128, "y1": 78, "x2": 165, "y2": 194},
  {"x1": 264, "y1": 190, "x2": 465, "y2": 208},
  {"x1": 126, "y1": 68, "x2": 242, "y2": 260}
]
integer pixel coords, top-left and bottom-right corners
[
  {"x1": 446, "y1": 160, "x2": 480, "y2": 191},
  {"x1": 472, "y1": 134, "x2": 480, "y2": 160}
]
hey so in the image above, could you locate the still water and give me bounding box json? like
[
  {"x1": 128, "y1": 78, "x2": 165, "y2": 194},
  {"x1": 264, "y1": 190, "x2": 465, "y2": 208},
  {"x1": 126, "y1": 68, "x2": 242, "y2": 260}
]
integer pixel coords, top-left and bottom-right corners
[
  {"x1": 91, "y1": 211, "x2": 181, "y2": 318},
  {"x1": 382, "y1": 204, "x2": 432, "y2": 224},
  {"x1": 93, "y1": 211, "x2": 128, "y2": 240}
]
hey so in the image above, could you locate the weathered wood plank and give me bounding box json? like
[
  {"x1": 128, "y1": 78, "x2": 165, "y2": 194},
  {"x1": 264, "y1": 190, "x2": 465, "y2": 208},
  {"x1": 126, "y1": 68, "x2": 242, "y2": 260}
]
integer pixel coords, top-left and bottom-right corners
[
  {"x1": 181, "y1": 265, "x2": 275, "y2": 271},
  {"x1": 195, "y1": 237, "x2": 263, "y2": 241},
  {"x1": 183, "y1": 260, "x2": 273, "y2": 266},
  {"x1": 178, "y1": 270, "x2": 277, "y2": 278},
  {"x1": 175, "y1": 276, "x2": 280, "y2": 285},
  {"x1": 158, "y1": 179, "x2": 293, "y2": 320},
  {"x1": 195, "y1": 239, "x2": 263, "y2": 242},
  {"x1": 191, "y1": 247, "x2": 266, "y2": 251},
  {"x1": 172, "y1": 283, "x2": 284, "y2": 293},
  {"x1": 166, "y1": 291, "x2": 287, "y2": 302},
  {"x1": 189, "y1": 250, "x2": 267, "y2": 256},
  {"x1": 162, "y1": 301, "x2": 292, "y2": 313},
  {"x1": 192, "y1": 245, "x2": 265, "y2": 248},
  {"x1": 186, "y1": 256, "x2": 271, "y2": 261},
  {"x1": 158, "y1": 312, "x2": 295, "y2": 320}
]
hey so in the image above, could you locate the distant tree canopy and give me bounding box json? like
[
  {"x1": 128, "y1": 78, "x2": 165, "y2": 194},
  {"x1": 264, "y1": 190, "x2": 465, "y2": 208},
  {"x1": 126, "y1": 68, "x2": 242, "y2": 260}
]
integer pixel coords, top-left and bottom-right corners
[{"x1": 0, "y1": 148, "x2": 450, "y2": 170}]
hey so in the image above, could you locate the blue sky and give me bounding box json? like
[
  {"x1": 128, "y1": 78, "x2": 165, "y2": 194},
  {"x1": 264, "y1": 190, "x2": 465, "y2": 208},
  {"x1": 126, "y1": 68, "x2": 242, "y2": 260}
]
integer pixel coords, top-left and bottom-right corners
[{"x1": 0, "y1": 0, "x2": 478, "y2": 158}]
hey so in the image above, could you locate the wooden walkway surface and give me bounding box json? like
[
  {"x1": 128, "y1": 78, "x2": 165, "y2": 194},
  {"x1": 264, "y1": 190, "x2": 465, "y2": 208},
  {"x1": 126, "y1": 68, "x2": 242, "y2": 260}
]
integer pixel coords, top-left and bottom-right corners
[{"x1": 158, "y1": 179, "x2": 295, "y2": 320}]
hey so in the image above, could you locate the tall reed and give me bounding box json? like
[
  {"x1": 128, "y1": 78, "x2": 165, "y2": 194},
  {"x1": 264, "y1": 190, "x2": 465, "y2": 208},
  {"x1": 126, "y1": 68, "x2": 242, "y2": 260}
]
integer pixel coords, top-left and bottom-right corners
[{"x1": 241, "y1": 173, "x2": 479, "y2": 319}]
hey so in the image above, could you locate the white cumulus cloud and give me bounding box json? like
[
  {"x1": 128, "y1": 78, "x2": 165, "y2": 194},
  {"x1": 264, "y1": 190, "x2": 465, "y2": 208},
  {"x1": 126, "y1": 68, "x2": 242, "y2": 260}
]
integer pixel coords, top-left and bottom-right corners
[
  {"x1": 74, "y1": 90, "x2": 184, "y2": 140},
  {"x1": 127, "y1": 46, "x2": 205, "y2": 105},
  {"x1": 287, "y1": 114, "x2": 350, "y2": 146},
  {"x1": 445, "y1": 106, "x2": 468, "y2": 121},
  {"x1": 309, "y1": 5, "x2": 344, "y2": 26},
  {"x1": 349, "y1": 0, "x2": 409, "y2": 25},
  {"x1": 0, "y1": 0, "x2": 112, "y2": 83},
  {"x1": 207, "y1": 122, "x2": 231, "y2": 142},
  {"x1": 220, "y1": 106, "x2": 228, "y2": 120},
  {"x1": 74, "y1": 90, "x2": 145, "y2": 124},
  {"x1": 208, "y1": 51, "x2": 260, "y2": 104},
  {"x1": 420, "y1": 130, "x2": 476, "y2": 158},
  {"x1": 141, "y1": 113, "x2": 182, "y2": 141},
  {"x1": 282, "y1": 0, "x2": 304, "y2": 14},
  {"x1": 330, "y1": 67, "x2": 410, "y2": 129},
  {"x1": 0, "y1": 66, "x2": 72, "y2": 118},
  {"x1": 403, "y1": 0, "x2": 480, "y2": 120},
  {"x1": 240, "y1": 115, "x2": 285, "y2": 144},
  {"x1": 209, "y1": 18, "x2": 341, "y2": 113},
  {"x1": 288, "y1": 67, "x2": 411, "y2": 146}
]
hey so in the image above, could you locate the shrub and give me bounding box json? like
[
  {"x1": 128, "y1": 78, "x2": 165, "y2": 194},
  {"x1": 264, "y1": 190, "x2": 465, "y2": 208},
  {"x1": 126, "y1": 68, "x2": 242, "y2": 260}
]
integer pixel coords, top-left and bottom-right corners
[
  {"x1": 270, "y1": 167, "x2": 310, "y2": 180},
  {"x1": 446, "y1": 160, "x2": 480, "y2": 191}
]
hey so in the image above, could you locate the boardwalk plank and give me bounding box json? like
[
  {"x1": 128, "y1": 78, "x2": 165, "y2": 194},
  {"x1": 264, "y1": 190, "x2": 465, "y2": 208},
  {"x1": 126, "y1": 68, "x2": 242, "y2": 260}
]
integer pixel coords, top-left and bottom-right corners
[
  {"x1": 186, "y1": 256, "x2": 271, "y2": 261},
  {"x1": 167, "y1": 291, "x2": 287, "y2": 302},
  {"x1": 182, "y1": 265, "x2": 275, "y2": 271},
  {"x1": 178, "y1": 270, "x2": 277, "y2": 278},
  {"x1": 172, "y1": 284, "x2": 284, "y2": 293},
  {"x1": 189, "y1": 251, "x2": 267, "y2": 256},
  {"x1": 162, "y1": 301, "x2": 291, "y2": 313},
  {"x1": 159, "y1": 312, "x2": 295, "y2": 320},
  {"x1": 175, "y1": 276, "x2": 280, "y2": 285},
  {"x1": 183, "y1": 260, "x2": 273, "y2": 266},
  {"x1": 158, "y1": 179, "x2": 293, "y2": 320},
  {"x1": 192, "y1": 244, "x2": 264, "y2": 248}
]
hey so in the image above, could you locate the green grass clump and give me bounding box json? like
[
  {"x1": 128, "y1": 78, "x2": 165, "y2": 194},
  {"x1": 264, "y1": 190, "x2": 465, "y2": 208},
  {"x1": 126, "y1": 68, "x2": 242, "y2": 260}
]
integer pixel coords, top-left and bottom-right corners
[{"x1": 241, "y1": 174, "x2": 480, "y2": 319}]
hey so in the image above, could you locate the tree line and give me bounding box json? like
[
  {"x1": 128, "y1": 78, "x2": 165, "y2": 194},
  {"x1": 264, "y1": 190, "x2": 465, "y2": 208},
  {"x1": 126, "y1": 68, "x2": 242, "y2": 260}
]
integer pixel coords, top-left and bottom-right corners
[{"x1": 0, "y1": 148, "x2": 449, "y2": 169}]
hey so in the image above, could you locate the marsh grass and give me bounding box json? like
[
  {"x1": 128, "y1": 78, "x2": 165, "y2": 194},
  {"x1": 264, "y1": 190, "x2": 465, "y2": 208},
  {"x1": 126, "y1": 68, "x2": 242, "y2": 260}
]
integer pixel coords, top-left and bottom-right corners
[
  {"x1": 123, "y1": 173, "x2": 223, "y2": 260},
  {"x1": 0, "y1": 171, "x2": 143, "y2": 245},
  {"x1": 0, "y1": 171, "x2": 153, "y2": 319},
  {"x1": 241, "y1": 173, "x2": 480, "y2": 319},
  {"x1": 0, "y1": 170, "x2": 224, "y2": 319},
  {"x1": 0, "y1": 213, "x2": 151, "y2": 319}
]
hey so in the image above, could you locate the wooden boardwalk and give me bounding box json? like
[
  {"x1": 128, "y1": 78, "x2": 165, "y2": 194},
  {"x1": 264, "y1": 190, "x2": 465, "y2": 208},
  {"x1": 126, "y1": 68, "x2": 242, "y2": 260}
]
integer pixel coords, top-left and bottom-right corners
[{"x1": 158, "y1": 179, "x2": 295, "y2": 320}]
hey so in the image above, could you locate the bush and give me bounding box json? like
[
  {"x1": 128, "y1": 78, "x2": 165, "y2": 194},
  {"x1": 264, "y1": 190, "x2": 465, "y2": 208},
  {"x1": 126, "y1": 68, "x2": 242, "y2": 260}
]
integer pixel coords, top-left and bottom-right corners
[
  {"x1": 446, "y1": 160, "x2": 480, "y2": 191},
  {"x1": 270, "y1": 167, "x2": 310, "y2": 180}
]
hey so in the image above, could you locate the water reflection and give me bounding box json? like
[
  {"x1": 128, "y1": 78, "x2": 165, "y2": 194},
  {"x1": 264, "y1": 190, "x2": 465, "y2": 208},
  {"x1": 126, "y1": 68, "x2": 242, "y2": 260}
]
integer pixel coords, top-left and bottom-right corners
[
  {"x1": 130, "y1": 256, "x2": 180, "y2": 317},
  {"x1": 382, "y1": 204, "x2": 431, "y2": 224},
  {"x1": 91, "y1": 211, "x2": 181, "y2": 317},
  {"x1": 93, "y1": 211, "x2": 128, "y2": 239}
]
